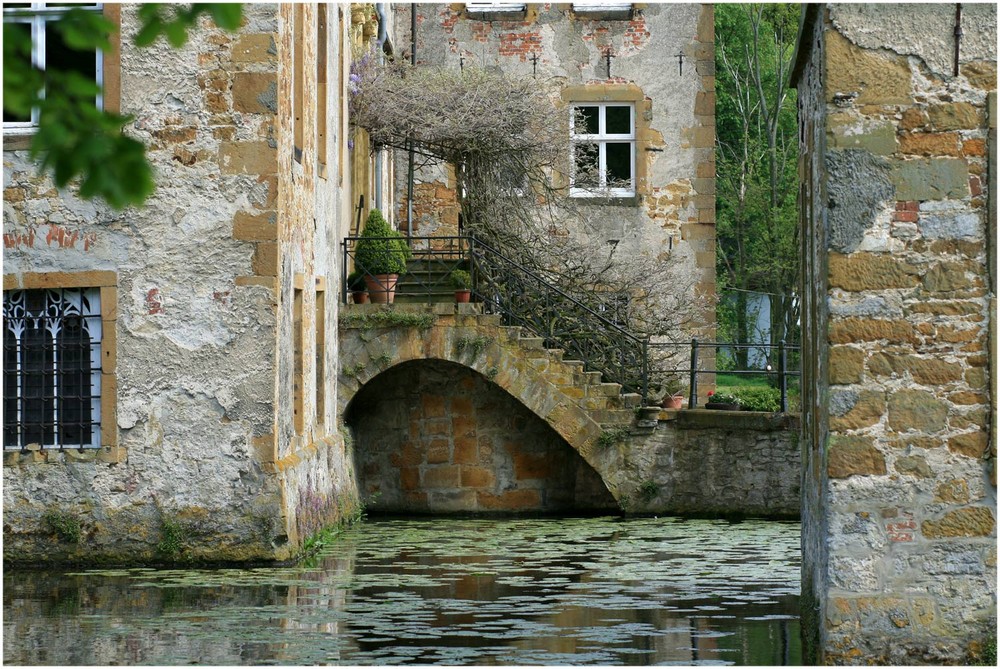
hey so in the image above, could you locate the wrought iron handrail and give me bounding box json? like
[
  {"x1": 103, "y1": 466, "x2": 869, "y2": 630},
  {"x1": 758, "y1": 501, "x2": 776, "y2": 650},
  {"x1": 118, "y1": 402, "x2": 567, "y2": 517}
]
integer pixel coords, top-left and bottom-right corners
[
  {"x1": 650, "y1": 339, "x2": 801, "y2": 412},
  {"x1": 342, "y1": 235, "x2": 801, "y2": 409},
  {"x1": 467, "y1": 236, "x2": 650, "y2": 399},
  {"x1": 342, "y1": 235, "x2": 471, "y2": 303}
]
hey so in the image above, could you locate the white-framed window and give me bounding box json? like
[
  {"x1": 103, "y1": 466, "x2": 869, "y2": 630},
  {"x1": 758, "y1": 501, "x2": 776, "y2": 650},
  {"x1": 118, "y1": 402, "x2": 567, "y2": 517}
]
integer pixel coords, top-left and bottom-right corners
[
  {"x1": 2, "y1": 2, "x2": 105, "y2": 132},
  {"x1": 3, "y1": 287, "x2": 103, "y2": 450},
  {"x1": 572, "y1": 2, "x2": 633, "y2": 15},
  {"x1": 570, "y1": 102, "x2": 636, "y2": 197},
  {"x1": 466, "y1": 3, "x2": 527, "y2": 13}
]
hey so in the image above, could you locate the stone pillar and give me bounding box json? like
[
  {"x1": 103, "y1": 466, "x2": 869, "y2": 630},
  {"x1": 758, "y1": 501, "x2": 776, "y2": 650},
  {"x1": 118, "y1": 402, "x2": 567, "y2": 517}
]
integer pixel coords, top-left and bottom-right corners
[{"x1": 792, "y1": 4, "x2": 997, "y2": 664}]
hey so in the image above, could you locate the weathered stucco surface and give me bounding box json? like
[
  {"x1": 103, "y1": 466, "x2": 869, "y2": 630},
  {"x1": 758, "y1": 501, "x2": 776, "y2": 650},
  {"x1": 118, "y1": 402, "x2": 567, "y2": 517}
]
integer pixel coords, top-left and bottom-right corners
[
  {"x1": 387, "y1": 4, "x2": 716, "y2": 385},
  {"x1": 793, "y1": 3, "x2": 996, "y2": 664},
  {"x1": 3, "y1": 4, "x2": 358, "y2": 564}
]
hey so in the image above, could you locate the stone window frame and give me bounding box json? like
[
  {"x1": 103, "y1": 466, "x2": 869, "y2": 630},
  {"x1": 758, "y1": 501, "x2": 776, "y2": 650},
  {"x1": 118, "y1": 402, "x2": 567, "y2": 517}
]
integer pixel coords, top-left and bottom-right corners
[
  {"x1": 569, "y1": 2, "x2": 636, "y2": 20},
  {"x1": 561, "y1": 83, "x2": 652, "y2": 202},
  {"x1": 316, "y1": 3, "x2": 328, "y2": 177},
  {"x1": 314, "y1": 276, "x2": 326, "y2": 428},
  {"x1": 292, "y1": 3, "x2": 304, "y2": 164},
  {"x1": 292, "y1": 275, "x2": 304, "y2": 435},
  {"x1": 2, "y1": 3, "x2": 121, "y2": 152},
  {"x1": 2, "y1": 271, "x2": 120, "y2": 464},
  {"x1": 463, "y1": 3, "x2": 530, "y2": 21}
]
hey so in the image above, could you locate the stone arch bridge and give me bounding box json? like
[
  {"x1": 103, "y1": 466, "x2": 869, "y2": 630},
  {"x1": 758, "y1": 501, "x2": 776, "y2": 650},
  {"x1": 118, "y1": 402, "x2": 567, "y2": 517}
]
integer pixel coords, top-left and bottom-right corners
[
  {"x1": 338, "y1": 303, "x2": 652, "y2": 512},
  {"x1": 338, "y1": 303, "x2": 800, "y2": 517}
]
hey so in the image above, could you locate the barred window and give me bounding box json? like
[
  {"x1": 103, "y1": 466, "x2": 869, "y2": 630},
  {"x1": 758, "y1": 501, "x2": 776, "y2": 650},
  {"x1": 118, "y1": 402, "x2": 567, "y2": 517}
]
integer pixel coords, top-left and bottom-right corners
[{"x1": 3, "y1": 287, "x2": 103, "y2": 449}]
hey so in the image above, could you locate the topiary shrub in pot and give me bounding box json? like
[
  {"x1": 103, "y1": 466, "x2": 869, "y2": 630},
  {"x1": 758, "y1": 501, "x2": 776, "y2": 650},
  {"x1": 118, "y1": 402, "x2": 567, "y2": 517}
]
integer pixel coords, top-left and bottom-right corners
[{"x1": 354, "y1": 209, "x2": 411, "y2": 303}]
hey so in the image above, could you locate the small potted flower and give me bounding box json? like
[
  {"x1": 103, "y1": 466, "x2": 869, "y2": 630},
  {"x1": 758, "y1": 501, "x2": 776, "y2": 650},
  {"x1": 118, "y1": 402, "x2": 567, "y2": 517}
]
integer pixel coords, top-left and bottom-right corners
[
  {"x1": 659, "y1": 376, "x2": 685, "y2": 410},
  {"x1": 661, "y1": 391, "x2": 685, "y2": 410},
  {"x1": 449, "y1": 269, "x2": 472, "y2": 303},
  {"x1": 347, "y1": 270, "x2": 369, "y2": 304},
  {"x1": 705, "y1": 390, "x2": 740, "y2": 410}
]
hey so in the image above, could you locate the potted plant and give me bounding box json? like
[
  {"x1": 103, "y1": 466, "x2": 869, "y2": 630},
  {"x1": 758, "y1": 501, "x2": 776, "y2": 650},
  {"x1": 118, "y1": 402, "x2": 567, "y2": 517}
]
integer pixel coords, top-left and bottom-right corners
[
  {"x1": 354, "y1": 209, "x2": 411, "y2": 303},
  {"x1": 659, "y1": 375, "x2": 685, "y2": 410},
  {"x1": 450, "y1": 269, "x2": 472, "y2": 303},
  {"x1": 705, "y1": 390, "x2": 740, "y2": 411},
  {"x1": 661, "y1": 391, "x2": 685, "y2": 410},
  {"x1": 347, "y1": 270, "x2": 369, "y2": 304}
]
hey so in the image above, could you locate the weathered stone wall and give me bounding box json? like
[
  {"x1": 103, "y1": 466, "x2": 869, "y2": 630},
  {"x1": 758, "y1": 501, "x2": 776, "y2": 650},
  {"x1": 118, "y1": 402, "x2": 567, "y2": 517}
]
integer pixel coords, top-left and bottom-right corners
[
  {"x1": 792, "y1": 4, "x2": 996, "y2": 663},
  {"x1": 349, "y1": 359, "x2": 616, "y2": 513},
  {"x1": 388, "y1": 3, "x2": 716, "y2": 391},
  {"x1": 272, "y1": 4, "x2": 361, "y2": 551},
  {"x1": 623, "y1": 411, "x2": 800, "y2": 518},
  {"x1": 3, "y1": 4, "x2": 358, "y2": 564}
]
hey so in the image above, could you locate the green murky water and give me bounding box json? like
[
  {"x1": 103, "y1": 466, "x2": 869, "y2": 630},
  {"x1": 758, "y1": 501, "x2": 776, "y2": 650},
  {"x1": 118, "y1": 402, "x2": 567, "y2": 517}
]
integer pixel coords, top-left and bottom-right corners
[{"x1": 3, "y1": 516, "x2": 801, "y2": 665}]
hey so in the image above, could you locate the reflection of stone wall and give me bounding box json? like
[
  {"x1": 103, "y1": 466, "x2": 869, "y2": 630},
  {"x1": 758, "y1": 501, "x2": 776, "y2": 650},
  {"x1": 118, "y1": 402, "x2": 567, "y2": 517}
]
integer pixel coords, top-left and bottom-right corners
[
  {"x1": 792, "y1": 4, "x2": 996, "y2": 664},
  {"x1": 349, "y1": 360, "x2": 617, "y2": 513}
]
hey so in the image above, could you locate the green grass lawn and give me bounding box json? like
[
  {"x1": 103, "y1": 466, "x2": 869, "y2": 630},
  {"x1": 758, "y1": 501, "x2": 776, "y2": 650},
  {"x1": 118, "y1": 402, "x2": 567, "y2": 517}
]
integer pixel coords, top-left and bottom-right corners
[{"x1": 715, "y1": 372, "x2": 802, "y2": 412}]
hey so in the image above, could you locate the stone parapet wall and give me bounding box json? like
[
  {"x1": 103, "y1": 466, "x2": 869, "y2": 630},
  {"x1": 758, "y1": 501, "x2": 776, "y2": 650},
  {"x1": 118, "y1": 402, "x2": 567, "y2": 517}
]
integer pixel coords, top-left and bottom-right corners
[
  {"x1": 793, "y1": 4, "x2": 996, "y2": 663},
  {"x1": 623, "y1": 411, "x2": 801, "y2": 518}
]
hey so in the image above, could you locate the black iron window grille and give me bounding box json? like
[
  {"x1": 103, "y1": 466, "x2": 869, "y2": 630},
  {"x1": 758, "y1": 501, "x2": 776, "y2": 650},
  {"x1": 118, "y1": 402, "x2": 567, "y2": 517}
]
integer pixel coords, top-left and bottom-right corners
[{"x1": 3, "y1": 287, "x2": 103, "y2": 450}]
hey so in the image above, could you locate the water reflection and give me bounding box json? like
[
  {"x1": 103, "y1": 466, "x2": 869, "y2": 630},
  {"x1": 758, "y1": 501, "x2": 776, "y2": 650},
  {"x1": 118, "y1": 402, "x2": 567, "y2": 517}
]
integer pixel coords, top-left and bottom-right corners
[{"x1": 4, "y1": 516, "x2": 801, "y2": 665}]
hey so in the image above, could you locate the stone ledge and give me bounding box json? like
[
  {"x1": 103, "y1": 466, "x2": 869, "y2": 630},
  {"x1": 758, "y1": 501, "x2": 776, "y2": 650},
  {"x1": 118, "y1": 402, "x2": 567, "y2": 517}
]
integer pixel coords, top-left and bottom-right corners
[{"x1": 675, "y1": 409, "x2": 801, "y2": 431}]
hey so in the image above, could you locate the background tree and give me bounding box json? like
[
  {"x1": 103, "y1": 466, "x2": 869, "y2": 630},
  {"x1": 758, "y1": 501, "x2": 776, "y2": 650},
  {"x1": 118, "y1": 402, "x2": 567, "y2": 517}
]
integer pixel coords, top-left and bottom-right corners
[
  {"x1": 3, "y1": 3, "x2": 242, "y2": 209},
  {"x1": 715, "y1": 3, "x2": 800, "y2": 366}
]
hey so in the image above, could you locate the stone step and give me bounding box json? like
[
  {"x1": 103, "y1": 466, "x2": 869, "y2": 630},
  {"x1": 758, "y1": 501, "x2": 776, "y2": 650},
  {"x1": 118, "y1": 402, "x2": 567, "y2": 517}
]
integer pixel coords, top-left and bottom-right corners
[
  {"x1": 594, "y1": 382, "x2": 623, "y2": 397},
  {"x1": 518, "y1": 336, "x2": 545, "y2": 350},
  {"x1": 621, "y1": 393, "x2": 643, "y2": 408}
]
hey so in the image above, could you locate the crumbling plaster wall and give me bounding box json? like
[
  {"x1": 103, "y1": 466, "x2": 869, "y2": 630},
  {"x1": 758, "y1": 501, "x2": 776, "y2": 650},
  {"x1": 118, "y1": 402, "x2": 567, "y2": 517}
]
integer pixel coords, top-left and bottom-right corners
[
  {"x1": 795, "y1": 3, "x2": 996, "y2": 664},
  {"x1": 3, "y1": 4, "x2": 357, "y2": 564},
  {"x1": 389, "y1": 3, "x2": 716, "y2": 353}
]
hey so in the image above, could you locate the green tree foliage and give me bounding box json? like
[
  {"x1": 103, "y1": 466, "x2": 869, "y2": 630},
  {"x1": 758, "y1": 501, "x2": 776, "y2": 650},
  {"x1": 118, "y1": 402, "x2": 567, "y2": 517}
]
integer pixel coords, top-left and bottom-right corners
[
  {"x1": 3, "y1": 4, "x2": 243, "y2": 209},
  {"x1": 715, "y1": 4, "x2": 801, "y2": 363}
]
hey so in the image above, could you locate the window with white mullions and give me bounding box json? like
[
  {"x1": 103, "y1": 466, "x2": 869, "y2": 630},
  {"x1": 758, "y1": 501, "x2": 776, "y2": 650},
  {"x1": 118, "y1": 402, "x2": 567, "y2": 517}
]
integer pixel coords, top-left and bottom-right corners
[
  {"x1": 2, "y1": 288, "x2": 103, "y2": 450},
  {"x1": 570, "y1": 103, "x2": 635, "y2": 197},
  {"x1": 2, "y1": 2, "x2": 104, "y2": 129}
]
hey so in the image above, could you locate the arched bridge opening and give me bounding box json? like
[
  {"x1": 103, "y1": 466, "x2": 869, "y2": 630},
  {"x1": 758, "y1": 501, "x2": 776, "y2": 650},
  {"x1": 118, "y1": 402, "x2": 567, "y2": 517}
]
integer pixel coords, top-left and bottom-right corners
[{"x1": 344, "y1": 359, "x2": 617, "y2": 514}]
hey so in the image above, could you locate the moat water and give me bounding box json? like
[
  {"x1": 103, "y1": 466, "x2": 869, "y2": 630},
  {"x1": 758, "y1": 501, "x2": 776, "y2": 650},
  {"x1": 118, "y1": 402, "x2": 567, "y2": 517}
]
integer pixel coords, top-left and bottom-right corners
[{"x1": 4, "y1": 516, "x2": 801, "y2": 665}]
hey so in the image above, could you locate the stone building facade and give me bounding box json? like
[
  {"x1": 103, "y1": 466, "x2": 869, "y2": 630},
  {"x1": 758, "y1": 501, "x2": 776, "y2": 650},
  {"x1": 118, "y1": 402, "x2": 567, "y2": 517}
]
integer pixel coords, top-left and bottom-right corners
[
  {"x1": 387, "y1": 2, "x2": 716, "y2": 375},
  {"x1": 791, "y1": 4, "x2": 996, "y2": 663},
  {"x1": 3, "y1": 4, "x2": 362, "y2": 563}
]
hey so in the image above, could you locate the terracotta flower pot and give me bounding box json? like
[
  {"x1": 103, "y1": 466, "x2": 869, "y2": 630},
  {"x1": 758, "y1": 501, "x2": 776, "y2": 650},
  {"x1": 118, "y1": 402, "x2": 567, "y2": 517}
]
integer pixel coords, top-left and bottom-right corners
[
  {"x1": 364, "y1": 273, "x2": 399, "y2": 304},
  {"x1": 351, "y1": 290, "x2": 369, "y2": 304},
  {"x1": 455, "y1": 289, "x2": 471, "y2": 303},
  {"x1": 661, "y1": 395, "x2": 684, "y2": 410}
]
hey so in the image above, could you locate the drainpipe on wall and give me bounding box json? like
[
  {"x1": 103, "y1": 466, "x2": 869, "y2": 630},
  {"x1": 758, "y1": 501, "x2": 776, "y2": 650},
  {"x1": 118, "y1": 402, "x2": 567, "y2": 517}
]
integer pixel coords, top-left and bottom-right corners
[
  {"x1": 374, "y1": 3, "x2": 388, "y2": 214},
  {"x1": 406, "y1": 3, "x2": 416, "y2": 237}
]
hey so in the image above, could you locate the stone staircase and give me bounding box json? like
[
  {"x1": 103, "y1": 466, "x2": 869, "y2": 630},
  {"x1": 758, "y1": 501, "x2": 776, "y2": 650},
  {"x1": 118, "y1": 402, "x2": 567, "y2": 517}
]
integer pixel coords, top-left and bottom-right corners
[
  {"x1": 498, "y1": 322, "x2": 643, "y2": 429},
  {"x1": 392, "y1": 257, "x2": 469, "y2": 304}
]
